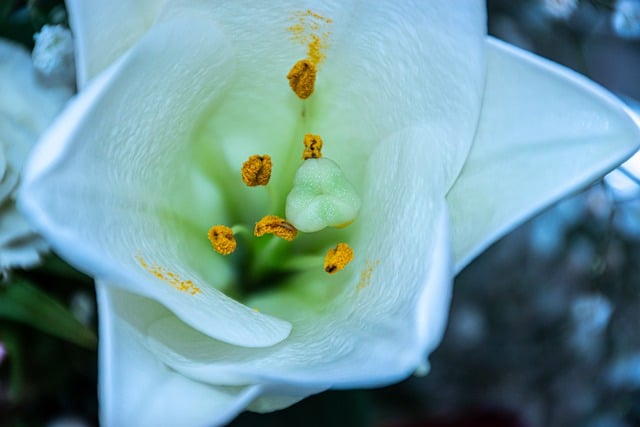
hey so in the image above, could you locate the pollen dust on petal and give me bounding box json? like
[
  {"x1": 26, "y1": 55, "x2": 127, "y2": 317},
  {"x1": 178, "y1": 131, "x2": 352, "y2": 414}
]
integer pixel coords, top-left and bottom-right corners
[
  {"x1": 357, "y1": 260, "x2": 380, "y2": 291},
  {"x1": 287, "y1": 9, "x2": 332, "y2": 66},
  {"x1": 136, "y1": 255, "x2": 201, "y2": 296}
]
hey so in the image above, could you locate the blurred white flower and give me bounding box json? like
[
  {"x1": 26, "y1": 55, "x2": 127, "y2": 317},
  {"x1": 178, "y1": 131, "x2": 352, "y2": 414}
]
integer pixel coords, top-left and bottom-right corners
[
  {"x1": 0, "y1": 39, "x2": 72, "y2": 271},
  {"x1": 607, "y1": 352, "x2": 640, "y2": 388},
  {"x1": 612, "y1": 0, "x2": 640, "y2": 38},
  {"x1": 70, "y1": 291, "x2": 95, "y2": 326},
  {"x1": 33, "y1": 25, "x2": 76, "y2": 88},
  {"x1": 613, "y1": 199, "x2": 640, "y2": 238},
  {"x1": 543, "y1": 0, "x2": 578, "y2": 20},
  {"x1": 570, "y1": 293, "x2": 613, "y2": 358}
]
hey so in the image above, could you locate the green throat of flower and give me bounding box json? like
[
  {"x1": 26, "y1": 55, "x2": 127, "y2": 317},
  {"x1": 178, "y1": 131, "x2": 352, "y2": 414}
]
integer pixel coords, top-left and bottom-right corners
[
  {"x1": 137, "y1": 10, "x2": 362, "y2": 303},
  {"x1": 206, "y1": 58, "x2": 360, "y2": 297}
]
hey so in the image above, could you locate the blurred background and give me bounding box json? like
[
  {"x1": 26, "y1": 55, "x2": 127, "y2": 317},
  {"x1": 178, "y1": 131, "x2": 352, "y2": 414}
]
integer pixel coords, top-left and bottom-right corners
[{"x1": 1, "y1": 0, "x2": 640, "y2": 426}]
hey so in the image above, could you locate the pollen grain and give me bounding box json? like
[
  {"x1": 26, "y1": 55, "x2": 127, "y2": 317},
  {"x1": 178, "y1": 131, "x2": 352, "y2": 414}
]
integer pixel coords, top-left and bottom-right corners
[
  {"x1": 357, "y1": 260, "x2": 380, "y2": 290},
  {"x1": 135, "y1": 255, "x2": 201, "y2": 295},
  {"x1": 287, "y1": 9, "x2": 332, "y2": 66}
]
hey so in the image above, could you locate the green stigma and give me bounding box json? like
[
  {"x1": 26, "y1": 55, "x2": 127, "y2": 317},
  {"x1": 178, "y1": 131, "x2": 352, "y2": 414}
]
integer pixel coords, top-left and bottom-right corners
[{"x1": 285, "y1": 157, "x2": 361, "y2": 232}]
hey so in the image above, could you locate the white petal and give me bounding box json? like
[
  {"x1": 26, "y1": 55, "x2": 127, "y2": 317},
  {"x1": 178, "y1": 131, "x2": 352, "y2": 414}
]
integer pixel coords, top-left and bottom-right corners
[
  {"x1": 0, "y1": 39, "x2": 68, "y2": 270},
  {"x1": 0, "y1": 168, "x2": 19, "y2": 202},
  {"x1": 0, "y1": 234, "x2": 48, "y2": 270},
  {"x1": 144, "y1": 125, "x2": 453, "y2": 389},
  {"x1": 66, "y1": 0, "x2": 165, "y2": 86},
  {"x1": 310, "y1": 0, "x2": 486, "y2": 192},
  {"x1": 0, "y1": 39, "x2": 72, "y2": 166},
  {"x1": 0, "y1": 206, "x2": 36, "y2": 245},
  {"x1": 20, "y1": 13, "x2": 291, "y2": 347},
  {"x1": 162, "y1": 1, "x2": 487, "y2": 196},
  {"x1": 97, "y1": 283, "x2": 263, "y2": 427},
  {"x1": 448, "y1": 38, "x2": 640, "y2": 271}
]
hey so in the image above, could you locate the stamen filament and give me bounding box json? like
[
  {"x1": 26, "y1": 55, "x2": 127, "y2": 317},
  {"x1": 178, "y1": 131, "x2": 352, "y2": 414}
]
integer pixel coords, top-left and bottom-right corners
[
  {"x1": 249, "y1": 235, "x2": 290, "y2": 280},
  {"x1": 231, "y1": 224, "x2": 251, "y2": 236}
]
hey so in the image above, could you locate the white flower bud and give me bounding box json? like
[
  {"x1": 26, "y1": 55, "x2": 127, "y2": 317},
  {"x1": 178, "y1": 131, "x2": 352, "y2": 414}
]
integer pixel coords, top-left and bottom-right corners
[{"x1": 32, "y1": 25, "x2": 75, "y2": 88}]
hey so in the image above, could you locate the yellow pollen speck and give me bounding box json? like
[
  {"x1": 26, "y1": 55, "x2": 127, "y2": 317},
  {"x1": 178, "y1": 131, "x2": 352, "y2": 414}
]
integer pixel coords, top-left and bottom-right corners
[
  {"x1": 357, "y1": 260, "x2": 380, "y2": 290},
  {"x1": 307, "y1": 34, "x2": 325, "y2": 66},
  {"x1": 287, "y1": 9, "x2": 332, "y2": 66},
  {"x1": 135, "y1": 255, "x2": 201, "y2": 295},
  {"x1": 254, "y1": 215, "x2": 298, "y2": 241},
  {"x1": 324, "y1": 243, "x2": 354, "y2": 274},
  {"x1": 287, "y1": 59, "x2": 316, "y2": 99},
  {"x1": 241, "y1": 154, "x2": 272, "y2": 186},
  {"x1": 207, "y1": 225, "x2": 236, "y2": 255},
  {"x1": 302, "y1": 134, "x2": 323, "y2": 159}
]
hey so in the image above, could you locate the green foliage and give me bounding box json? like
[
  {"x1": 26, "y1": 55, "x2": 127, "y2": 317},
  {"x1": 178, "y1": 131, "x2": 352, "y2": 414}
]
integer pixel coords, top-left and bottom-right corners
[{"x1": 0, "y1": 279, "x2": 96, "y2": 350}]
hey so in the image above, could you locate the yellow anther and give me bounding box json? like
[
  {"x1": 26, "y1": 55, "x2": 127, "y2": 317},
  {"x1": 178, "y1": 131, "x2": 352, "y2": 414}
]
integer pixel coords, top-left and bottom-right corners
[
  {"x1": 302, "y1": 134, "x2": 323, "y2": 160},
  {"x1": 208, "y1": 225, "x2": 237, "y2": 255},
  {"x1": 241, "y1": 154, "x2": 272, "y2": 187},
  {"x1": 287, "y1": 59, "x2": 316, "y2": 99},
  {"x1": 324, "y1": 243, "x2": 354, "y2": 274},
  {"x1": 254, "y1": 215, "x2": 298, "y2": 241}
]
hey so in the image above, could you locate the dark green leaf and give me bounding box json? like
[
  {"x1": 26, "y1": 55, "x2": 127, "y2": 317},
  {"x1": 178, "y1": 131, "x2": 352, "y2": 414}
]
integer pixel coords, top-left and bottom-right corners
[{"x1": 0, "y1": 280, "x2": 96, "y2": 350}]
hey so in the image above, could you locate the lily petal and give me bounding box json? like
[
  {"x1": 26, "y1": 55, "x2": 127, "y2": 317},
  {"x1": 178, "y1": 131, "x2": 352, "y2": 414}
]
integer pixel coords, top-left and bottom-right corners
[
  {"x1": 0, "y1": 39, "x2": 72, "y2": 164},
  {"x1": 448, "y1": 37, "x2": 640, "y2": 271},
  {"x1": 19, "y1": 13, "x2": 292, "y2": 347},
  {"x1": 143, "y1": 126, "x2": 452, "y2": 389},
  {"x1": 1, "y1": 38, "x2": 71, "y2": 269},
  {"x1": 311, "y1": 0, "x2": 486, "y2": 190},
  {"x1": 66, "y1": 0, "x2": 165, "y2": 86},
  {"x1": 97, "y1": 283, "x2": 263, "y2": 427},
  {"x1": 0, "y1": 235, "x2": 48, "y2": 269}
]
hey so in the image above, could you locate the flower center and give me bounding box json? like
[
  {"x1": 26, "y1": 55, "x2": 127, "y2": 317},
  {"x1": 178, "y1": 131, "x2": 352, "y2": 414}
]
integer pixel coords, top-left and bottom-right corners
[
  {"x1": 204, "y1": 25, "x2": 362, "y2": 298},
  {"x1": 207, "y1": 131, "x2": 360, "y2": 295}
]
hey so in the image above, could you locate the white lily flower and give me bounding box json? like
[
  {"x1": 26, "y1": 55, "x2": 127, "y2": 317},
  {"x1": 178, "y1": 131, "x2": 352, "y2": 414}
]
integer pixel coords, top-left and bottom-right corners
[
  {"x1": 18, "y1": 1, "x2": 640, "y2": 426},
  {"x1": 0, "y1": 38, "x2": 71, "y2": 271}
]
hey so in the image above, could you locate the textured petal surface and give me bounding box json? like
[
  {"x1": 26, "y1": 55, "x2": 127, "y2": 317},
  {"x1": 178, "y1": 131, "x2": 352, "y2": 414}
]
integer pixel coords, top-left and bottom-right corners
[
  {"x1": 97, "y1": 283, "x2": 263, "y2": 427},
  {"x1": 0, "y1": 39, "x2": 71, "y2": 167},
  {"x1": 309, "y1": 0, "x2": 486, "y2": 192},
  {"x1": 22, "y1": 1, "x2": 484, "y2": 347},
  {"x1": 66, "y1": 0, "x2": 165, "y2": 86},
  {"x1": 1, "y1": 39, "x2": 71, "y2": 269},
  {"x1": 20, "y1": 14, "x2": 292, "y2": 347},
  {"x1": 22, "y1": 1, "x2": 487, "y2": 421},
  {"x1": 144, "y1": 125, "x2": 453, "y2": 388},
  {"x1": 173, "y1": 1, "x2": 486, "y2": 204},
  {"x1": 448, "y1": 38, "x2": 640, "y2": 271}
]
